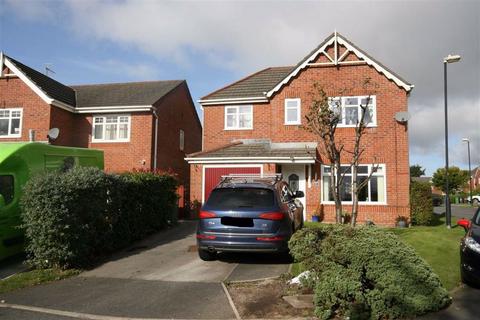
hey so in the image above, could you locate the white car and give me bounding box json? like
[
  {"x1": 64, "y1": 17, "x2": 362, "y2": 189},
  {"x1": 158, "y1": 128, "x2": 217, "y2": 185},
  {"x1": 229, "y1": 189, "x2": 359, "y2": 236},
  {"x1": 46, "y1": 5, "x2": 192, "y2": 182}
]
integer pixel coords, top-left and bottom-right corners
[{"x1": 468, "y1": 195, "x2": 480, "y2": 206}]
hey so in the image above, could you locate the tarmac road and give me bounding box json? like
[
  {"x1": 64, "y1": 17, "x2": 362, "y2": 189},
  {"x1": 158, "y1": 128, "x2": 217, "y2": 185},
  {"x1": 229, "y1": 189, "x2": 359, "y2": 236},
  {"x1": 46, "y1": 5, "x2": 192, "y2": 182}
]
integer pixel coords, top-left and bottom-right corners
[{"x1": 0, "y1": 221, "x2": 290, "y2": 320}]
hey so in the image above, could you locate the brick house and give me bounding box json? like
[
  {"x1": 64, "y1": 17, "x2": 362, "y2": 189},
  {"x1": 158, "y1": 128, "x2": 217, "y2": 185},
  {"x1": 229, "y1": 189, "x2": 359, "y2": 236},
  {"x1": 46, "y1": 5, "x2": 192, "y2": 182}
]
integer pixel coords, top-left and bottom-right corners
[
  {"x1": 0, "y1": 52, "x2": 202, "y2": 205},
  {"x1": 186, "y1": 32, "x2": 414, "y2": 226}
]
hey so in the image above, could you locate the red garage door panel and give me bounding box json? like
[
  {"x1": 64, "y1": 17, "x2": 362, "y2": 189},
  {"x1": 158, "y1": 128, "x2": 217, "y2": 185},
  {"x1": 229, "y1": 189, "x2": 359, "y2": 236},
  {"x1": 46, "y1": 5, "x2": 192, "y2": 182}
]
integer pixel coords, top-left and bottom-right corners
[{"x1": 204, "y1": 167, "x2": 261, "y2": 202}]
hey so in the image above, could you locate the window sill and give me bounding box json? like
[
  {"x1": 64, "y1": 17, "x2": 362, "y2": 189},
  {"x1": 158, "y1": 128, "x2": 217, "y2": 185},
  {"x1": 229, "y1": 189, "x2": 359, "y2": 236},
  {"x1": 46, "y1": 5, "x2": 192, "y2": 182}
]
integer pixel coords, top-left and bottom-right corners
[
  {"x1": 91, "y1": 140, "x2": 131, "y2": 144},
  {"x1": 0, "y1": 135, "x2": 21, "y2": 139},
  {"x1": 321, "y1": 201, "x2": 387, "y2": 206},
  {"x1": 337, "y1": 124, "x2": 378, "y2": 128},
  {"x1": 284, "y1": 122, "x2": 301, "y2": 126},
  {"x1": 224, "y1": 128, "x2": 253, "y2": 131}
]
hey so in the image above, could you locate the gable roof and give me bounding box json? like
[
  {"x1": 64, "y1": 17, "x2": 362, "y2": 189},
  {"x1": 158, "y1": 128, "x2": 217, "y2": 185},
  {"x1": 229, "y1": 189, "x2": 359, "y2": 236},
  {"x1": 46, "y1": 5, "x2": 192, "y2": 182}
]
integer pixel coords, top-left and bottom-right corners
[
  {"x1": 71, "y1": 80, "x2": 183, "y2": 108},
  {"x1": 3, "y1": 54, "x2": 76, "y2": 107},
  {"x1": 200, "y1": 32, "x2": 413, "y2": 105},
  {"x1": 0, "y1": 53, "x2": 189, "y2": 113}
]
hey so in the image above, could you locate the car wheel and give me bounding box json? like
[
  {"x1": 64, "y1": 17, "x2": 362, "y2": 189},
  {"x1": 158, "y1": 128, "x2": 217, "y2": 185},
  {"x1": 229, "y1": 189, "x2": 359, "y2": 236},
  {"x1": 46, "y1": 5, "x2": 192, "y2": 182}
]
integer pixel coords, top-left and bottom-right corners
[
  {"x1": 473, "y1": 199, "x2": 479, "y2": 206},
  {"x1": 198, "y1": 248, "x2": 217, "y2": 261}
]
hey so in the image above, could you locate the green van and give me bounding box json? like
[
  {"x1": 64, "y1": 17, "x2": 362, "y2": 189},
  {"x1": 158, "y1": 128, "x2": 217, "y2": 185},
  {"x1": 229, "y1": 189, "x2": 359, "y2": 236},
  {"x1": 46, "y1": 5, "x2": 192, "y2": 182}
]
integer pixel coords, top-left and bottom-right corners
[{"x1": 0, "y1": 143, "x2": 104, "y2": 260}]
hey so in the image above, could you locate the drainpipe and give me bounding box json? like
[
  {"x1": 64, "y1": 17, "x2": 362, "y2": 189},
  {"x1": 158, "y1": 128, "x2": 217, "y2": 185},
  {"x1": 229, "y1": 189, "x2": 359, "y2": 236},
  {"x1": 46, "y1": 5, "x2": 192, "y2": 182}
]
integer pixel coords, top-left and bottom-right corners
[{"x1": 152, "y1": 109, "x2": 159, "y2": 170}]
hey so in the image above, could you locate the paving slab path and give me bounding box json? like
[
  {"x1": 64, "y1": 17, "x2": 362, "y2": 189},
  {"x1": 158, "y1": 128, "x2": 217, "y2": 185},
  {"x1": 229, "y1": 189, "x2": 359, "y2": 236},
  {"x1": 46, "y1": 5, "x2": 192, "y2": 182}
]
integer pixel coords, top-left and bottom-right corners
[{"x1": 0, "y1": 221, "x2": 291, "y2": 320}]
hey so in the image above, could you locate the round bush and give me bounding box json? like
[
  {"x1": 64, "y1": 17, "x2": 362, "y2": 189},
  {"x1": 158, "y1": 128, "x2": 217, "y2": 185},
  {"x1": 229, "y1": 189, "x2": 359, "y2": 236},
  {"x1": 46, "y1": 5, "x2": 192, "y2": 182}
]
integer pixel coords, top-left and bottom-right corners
[{"x1": 289, "y1": 225, "x2": 451, "y2": 319}]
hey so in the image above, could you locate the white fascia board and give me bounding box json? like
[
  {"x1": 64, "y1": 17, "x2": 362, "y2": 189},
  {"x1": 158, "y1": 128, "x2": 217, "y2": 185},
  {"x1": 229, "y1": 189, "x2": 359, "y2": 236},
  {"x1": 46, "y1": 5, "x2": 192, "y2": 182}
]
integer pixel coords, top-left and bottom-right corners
[
  {"x1": 4, "y1": 58, "x2": 56, "y2": 105},
  {"x1": 187, "y1": 159, "x2": 315, "y2": 164},
  {"x1": 336, "y1": 36, "x2": 414, "y2": 92},
  {"x1": 266, "y1": 34, "x2": 413, "y2": 97},
  {"x1": 198, "y1": 97, "x2": 268, "y2": 106},
  {"x1": 266, "y1": 37, "x2": 335, "y2": 98},
  {"x1": 185, "y1": 156, "x2": 316, "y2": 164},
  {"x1": 51, "y1": 100, "x2": 75, "y2": 112},
  {"x1": 76, "y1": 107, "x2": 152, "y2": 114},
  {"x1": 77, "y1": 105, "x2": 152, "y2": 110}
]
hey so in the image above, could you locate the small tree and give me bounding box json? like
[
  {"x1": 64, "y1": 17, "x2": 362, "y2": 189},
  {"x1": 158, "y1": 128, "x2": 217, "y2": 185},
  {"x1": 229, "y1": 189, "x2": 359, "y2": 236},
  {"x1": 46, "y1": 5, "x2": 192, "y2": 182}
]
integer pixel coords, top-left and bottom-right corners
[
  {"x1": 304, "y1": 81, "x2": 378, "y2": 226},
  {"x1": 304, "y1": 84, "x2": 344, "y2": 223},
  {"x1": 432, "y1": 166, "x2": 469, "y2": 193},
  {"x1": 410, "y1": 164, "x2": 426, "y2": 178}
]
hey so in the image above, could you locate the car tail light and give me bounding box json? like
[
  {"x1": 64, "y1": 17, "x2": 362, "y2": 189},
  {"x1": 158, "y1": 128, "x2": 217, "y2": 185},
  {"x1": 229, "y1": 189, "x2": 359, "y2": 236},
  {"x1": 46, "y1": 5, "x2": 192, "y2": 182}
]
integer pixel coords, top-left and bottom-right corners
[
  {"x1": 256, "y1": 236, "x2": 285, "y2": 241},
  {"x1": 196, "y1": 234, "x2": 216, "y2": 240},
  {"x1": 199, "y1": 211, "x2": 216, "y2": 219},
  {"x1": 259, "y1": 212, "x2": 284, "y2": 220}
]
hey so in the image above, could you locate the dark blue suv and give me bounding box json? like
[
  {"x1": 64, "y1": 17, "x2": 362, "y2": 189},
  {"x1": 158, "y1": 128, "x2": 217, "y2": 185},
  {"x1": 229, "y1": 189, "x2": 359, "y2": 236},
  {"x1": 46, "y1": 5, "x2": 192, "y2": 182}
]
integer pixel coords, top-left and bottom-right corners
[{"x1": 196, "y1": 174, "x2": 304, "y2": 261}]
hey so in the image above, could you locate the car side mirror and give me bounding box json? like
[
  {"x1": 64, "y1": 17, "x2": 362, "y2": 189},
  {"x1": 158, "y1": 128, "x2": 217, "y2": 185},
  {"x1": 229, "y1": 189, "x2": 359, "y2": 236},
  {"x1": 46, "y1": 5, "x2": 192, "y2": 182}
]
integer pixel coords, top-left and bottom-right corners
[
  {"x1": 457, "y1": 218, "x2": 471, "y2": 232},
  {"x1": 294, "y1": 190, "x2": 304, "y2": 198},
  {"x1": 0, "y1": 195, "x2": 5, "y2": 208}
]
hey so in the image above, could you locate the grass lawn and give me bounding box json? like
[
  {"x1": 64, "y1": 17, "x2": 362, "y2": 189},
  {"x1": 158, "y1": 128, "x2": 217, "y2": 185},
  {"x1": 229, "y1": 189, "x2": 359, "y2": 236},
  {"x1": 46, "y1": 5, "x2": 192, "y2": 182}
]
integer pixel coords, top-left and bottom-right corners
[
  {"x1": 390, "y1": 216, "x2": 465, "y2": 291},
  {"x1": 0, "y1": 268, "x2": 80, "y2": 294},
  {"x1": 293, "y1": 217, "x2": 465, "y2": 291}
]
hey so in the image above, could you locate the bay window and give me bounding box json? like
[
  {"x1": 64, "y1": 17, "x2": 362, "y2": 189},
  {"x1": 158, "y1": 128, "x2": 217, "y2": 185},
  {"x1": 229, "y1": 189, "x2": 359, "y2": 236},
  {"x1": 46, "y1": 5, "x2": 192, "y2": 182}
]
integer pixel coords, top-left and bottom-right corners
[
  {"x1": 92, "y1": 115, "x2": 130, "y2": 142},
  {"x1": 0, "y1": 109, "x2": 22, "y2": 138},
  {"x1": 321, "y1": 164, "x2": 386, "y2": 203}
]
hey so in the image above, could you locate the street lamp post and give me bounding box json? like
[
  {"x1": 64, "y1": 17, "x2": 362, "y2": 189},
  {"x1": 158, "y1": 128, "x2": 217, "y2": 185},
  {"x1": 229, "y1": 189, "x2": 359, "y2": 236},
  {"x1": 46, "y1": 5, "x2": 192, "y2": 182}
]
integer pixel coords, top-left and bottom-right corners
[
  {"x1": 463, "y1": 138, "x2": 473, "y2": 206},
  {"x1": 444, "y1": 54, "x2": 461, "y2": 228}
]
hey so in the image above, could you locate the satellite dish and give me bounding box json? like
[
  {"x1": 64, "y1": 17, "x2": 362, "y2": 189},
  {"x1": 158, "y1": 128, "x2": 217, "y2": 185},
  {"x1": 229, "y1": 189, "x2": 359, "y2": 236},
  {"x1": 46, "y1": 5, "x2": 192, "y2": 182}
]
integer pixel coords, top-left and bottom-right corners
[
  {"x1": 394, "y1": 111, "x2": 411, "y2": 123},
  {"x1": 47, "y1": 128, "x2": 60, "y2": 142}
]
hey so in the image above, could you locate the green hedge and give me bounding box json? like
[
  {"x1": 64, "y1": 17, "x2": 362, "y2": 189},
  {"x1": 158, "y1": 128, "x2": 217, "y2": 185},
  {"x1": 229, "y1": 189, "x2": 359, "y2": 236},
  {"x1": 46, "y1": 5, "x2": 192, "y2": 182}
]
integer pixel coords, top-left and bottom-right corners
[
  {"x1": 410, "y1": 180, "x2": 434, "y2": 225},
  {"x1": 289, "y1": 225, "x2": 450, "y2": 320},
  {"x1": 21, "y1": 167, "x2": 178, "y2": 269}
]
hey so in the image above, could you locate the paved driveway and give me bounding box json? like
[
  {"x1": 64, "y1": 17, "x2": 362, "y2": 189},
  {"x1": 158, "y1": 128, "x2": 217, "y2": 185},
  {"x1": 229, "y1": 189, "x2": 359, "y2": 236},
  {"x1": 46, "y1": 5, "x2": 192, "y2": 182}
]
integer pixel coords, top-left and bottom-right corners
[
  {"x1": 0, "y1": 221, "x2": 290, "y2": 320},
  {"x1": 434, "y1": 204, "x2": 479, "y2": 220}
]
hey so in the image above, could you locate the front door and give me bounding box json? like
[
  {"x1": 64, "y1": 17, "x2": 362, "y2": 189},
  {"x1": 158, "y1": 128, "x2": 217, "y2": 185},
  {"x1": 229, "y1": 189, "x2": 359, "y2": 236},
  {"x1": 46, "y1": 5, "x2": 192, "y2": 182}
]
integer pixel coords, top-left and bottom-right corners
[{"x1": 281, "y1": 164, "x2": 306, "y2": 219}]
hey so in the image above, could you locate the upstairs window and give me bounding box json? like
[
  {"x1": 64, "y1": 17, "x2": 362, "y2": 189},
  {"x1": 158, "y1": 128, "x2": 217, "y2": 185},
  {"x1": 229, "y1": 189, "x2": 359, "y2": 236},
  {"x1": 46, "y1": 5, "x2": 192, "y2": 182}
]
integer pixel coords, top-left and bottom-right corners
[
  {"x1": 328, "y1": 96, "x2": 376, "y2": 127},
  {"x1": 284, "y1": 98, "x2": 301, "y2": 125},
  {"x1": 0, "y1": 108, "x2": 22, "y2": 138},
  {"x1": 92, "y1": 115, "x2": 130, "y2": 142},
  {"x1": 225, "y1": 105, "x2": 253, "y2": 130}
]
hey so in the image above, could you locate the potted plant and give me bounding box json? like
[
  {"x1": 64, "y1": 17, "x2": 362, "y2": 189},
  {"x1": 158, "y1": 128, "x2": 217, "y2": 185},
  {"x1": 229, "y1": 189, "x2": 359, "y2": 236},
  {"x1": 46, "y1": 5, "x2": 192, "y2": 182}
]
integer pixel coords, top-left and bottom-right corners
[{"x1": 396, "y1": 216, "x2": 409, "y2": 228}]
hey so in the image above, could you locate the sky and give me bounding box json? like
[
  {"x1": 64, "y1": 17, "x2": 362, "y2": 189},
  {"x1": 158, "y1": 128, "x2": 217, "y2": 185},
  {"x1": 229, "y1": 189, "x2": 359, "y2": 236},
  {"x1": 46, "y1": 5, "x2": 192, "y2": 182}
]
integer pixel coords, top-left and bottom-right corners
[{"x1": 0, "y1": 0, "x2": 479, "y2": 175}]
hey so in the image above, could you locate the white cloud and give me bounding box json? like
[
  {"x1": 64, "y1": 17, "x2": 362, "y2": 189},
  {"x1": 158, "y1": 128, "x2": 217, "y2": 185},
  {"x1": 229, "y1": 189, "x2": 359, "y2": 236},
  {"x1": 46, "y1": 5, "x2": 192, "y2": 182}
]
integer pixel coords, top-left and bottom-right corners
[{"x1": 409, "y1": 97, "x2": 480, "y2": 168}]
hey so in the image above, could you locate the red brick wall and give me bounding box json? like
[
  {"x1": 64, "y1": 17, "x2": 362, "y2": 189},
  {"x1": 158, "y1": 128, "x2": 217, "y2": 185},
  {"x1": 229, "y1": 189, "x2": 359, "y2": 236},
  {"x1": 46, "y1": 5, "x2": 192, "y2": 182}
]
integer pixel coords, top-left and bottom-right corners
[
  {"x1": 79, "y1": 112, "x2": 154, "y2": 172},
  {"x1": 0, "y1": 77, "x2": 51, "y2": 142},
  {"x1": 194, "y1": 63, "x2": 410, "y2": 226},
  {"x1": 153, "y1": 82, "x2": 202, "y2": 182},
  {"x1": 49, "y1": 106, "x2": 77, "y2": 146}
]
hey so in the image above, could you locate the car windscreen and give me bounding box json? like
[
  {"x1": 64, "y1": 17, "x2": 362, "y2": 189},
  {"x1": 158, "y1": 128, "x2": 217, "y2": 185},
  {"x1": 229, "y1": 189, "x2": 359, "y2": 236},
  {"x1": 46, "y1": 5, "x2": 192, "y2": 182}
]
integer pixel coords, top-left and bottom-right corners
[
  {"x1": 206, "y1": 188, "x2": 274, "y2": 210},
  {"x1": 474, "y1": 208, "x2": 480, "y2": 226}
]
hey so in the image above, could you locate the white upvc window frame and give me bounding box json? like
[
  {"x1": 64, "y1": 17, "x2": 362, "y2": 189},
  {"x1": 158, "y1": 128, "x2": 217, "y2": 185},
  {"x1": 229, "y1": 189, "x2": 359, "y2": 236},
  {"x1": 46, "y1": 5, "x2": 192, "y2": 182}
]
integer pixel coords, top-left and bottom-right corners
[
  {"x1": 328, "y1": 95, "x2": 377, "y2": 127},
  {"x1": 0, "y1": 108, "x2": 23, "y2": 138},
  {"x1": 321, "y1": 164, "x2": 387, "y2": 205},
  {"x1": 224, "y1": 105, "x2": 253, "y2": 130},
  {"x1": 284, "y1": 98, "x2": 301, "y2": 125},
  {"x1": 91, "y1": 114, "x2": 131, "y2": 143}
]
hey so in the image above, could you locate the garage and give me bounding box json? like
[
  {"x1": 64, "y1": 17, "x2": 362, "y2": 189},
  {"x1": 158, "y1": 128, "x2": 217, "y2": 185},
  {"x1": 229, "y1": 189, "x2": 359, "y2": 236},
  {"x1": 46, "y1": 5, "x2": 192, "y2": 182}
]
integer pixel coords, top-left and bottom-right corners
[{"x1": 203, "y1": 165, "x2": 262, "y2": 202}]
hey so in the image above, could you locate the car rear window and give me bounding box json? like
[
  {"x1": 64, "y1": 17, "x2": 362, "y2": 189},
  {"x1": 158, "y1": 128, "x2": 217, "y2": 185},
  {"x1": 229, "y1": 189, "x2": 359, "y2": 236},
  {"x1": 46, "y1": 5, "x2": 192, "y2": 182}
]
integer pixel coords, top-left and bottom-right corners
[
  {"x1": 206, "y1": 188, "x2": 274, "y2": 209},
  {"x1": 474, "y1": 208, "x2": 480, "y2": 226}
]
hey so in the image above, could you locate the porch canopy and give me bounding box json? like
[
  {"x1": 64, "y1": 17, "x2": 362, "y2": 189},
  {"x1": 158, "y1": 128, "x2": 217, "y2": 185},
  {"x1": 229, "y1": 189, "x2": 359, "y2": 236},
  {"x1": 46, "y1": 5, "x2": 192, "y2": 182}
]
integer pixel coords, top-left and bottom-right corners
[{"x1": 185, "y1": 140, "x2": 317, "y2": 164}]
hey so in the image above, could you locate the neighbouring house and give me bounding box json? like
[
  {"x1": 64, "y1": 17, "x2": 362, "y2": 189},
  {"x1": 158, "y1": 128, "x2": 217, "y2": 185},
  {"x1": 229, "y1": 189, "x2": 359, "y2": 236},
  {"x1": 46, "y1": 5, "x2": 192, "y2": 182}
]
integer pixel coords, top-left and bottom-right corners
[
  {"x1": 0, "y1": 52, "x2": 202, "y2": 210},
  {"x1": 471, "y1": 166, "x2": 480, "y2": 190},
  {"x1": 186, "y1": 32, "x2": 413, "y2": 226}
]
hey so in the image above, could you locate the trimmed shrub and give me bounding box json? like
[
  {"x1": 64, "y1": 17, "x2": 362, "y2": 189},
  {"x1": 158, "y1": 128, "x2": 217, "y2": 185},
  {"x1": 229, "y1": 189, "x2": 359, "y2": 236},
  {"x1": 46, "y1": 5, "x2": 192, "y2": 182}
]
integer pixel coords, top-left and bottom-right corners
[
  {"x1": 289, "y1": 225, "x2": 450, "y2": 320},
  {"x1": 21, "y1": 167, "x2": 178, "y2": 269},
  {"x1": 410, "y1": 180, "x2": 434, "y2": 225}
]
